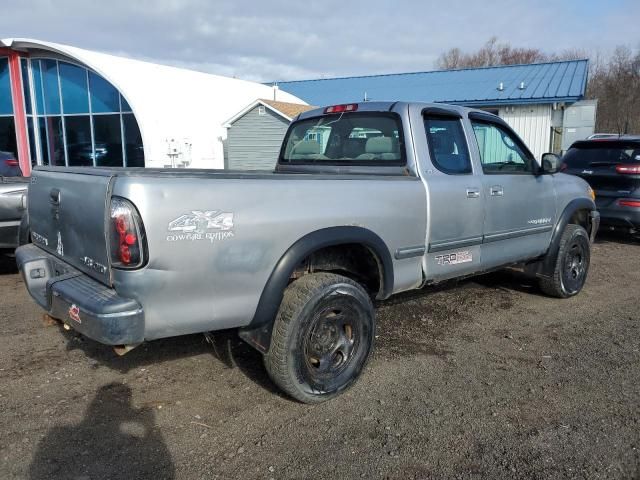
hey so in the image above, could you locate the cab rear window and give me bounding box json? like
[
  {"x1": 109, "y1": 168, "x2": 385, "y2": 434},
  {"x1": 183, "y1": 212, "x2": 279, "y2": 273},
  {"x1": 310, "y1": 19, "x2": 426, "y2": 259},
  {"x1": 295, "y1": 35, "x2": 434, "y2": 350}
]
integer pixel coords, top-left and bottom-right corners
[{"x1": 280, "y1": 112, "x2": 405, "y2": 165}]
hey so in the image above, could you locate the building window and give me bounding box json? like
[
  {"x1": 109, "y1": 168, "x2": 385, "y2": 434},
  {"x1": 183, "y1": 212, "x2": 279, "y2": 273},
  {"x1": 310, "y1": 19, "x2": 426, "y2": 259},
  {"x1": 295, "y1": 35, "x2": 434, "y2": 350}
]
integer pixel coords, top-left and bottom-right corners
[
  {"x1": 22, "y1": 58, "x2": 145, "y2": 167},
  {"x1": 38, "y1": 116, "x2": 64, "y2": 166},
  {"x1": 0, "y1": 58, "x2": 18, "y2": 164},
  {"x1": 64, "y1": 115, "x2": 92, "y2": 166},
  {"x1": 0, "y1": 58, "x2": 12, "y2": 116},
  {"x1": 258, "y1": 105, "x2": 266, "y2": 115},
  {"x1": 93, "y1": 114, "x2": 123, "y2": 166},
  {"x1": 89, "y1": 71, "x2": 120, "y2": 113},
  {"x1": 41, "y1": 60, "x2": 61, "y2": 115},
  {"x1": 123, "y1": 114, "x2": 144, "y2": 167},
  {"x1": 59, "y1": 62, "x2": 90, "y2": 114}
]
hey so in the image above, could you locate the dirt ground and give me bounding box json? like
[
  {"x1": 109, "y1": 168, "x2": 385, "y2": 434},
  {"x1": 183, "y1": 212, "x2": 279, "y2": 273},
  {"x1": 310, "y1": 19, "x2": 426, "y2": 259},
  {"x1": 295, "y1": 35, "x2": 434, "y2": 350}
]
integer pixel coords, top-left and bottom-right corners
[{"x1": 0, "y1": 233, "x2": 638, "y2": 479}]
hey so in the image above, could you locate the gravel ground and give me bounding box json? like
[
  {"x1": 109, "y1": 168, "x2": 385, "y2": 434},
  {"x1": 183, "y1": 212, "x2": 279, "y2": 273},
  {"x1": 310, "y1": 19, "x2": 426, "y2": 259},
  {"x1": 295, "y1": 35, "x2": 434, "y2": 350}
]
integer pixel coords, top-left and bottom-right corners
[{"x1": 0, "y1": 234, "x2": 638, "y2": 479}]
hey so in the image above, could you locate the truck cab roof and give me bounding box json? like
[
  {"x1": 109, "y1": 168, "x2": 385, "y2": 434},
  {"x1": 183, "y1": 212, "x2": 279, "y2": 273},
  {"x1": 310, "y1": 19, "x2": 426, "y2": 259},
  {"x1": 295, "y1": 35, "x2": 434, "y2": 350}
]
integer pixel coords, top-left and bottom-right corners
[{"x1": 295, "y1": 101, "x2": 494, "y2": 122}]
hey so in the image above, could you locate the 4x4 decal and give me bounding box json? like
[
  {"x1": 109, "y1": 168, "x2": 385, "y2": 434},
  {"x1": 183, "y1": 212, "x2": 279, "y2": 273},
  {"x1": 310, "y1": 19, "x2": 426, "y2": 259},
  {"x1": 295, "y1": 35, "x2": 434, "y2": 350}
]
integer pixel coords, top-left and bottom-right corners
[{"x1": 167, "y1": 210, "x2": 235, "y2": 243}]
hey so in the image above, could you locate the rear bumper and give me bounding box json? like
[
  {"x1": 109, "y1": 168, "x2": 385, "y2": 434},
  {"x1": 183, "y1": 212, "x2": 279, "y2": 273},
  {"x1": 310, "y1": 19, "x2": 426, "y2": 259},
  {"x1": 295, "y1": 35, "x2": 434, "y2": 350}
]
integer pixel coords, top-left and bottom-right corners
[
  {"x1": 597, "y1": 205, "x2": 640, "y2": 231},
  {"x1": 16, "y1": 244, "x2": 144, "y2": 345}
]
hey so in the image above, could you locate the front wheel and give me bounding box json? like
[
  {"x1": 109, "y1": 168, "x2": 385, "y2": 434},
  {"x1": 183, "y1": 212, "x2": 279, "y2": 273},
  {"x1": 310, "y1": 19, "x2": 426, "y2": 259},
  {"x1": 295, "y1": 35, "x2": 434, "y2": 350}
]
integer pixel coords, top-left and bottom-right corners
[
  {"x1": 539, "y1": 224, "x2": 591, "y2": 298},
  {"x1": 264, "y1": 272, "x2": 375, "y2": 404}
]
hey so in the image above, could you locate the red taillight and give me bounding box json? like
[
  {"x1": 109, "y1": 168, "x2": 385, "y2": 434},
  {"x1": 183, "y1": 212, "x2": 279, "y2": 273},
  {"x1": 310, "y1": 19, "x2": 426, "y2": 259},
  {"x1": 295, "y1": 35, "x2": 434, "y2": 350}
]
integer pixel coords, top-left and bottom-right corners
[
  {"x1": 615, "y1": 164, "x2": 640, "y2": 174},
  {"x1": 116, "y1": 216, "x2": 127, "y2": 234},
  {"x1": 618, "y1": 199, "x2": 640, "y2": 208},
  {"x1": 124, "y1": 233, "x2": 137, "y2": 245},
  {"x1": 324, "y1": 104, "x2": 358, "y2": 114},
  {"x1": 119, "y1": 244, "x2": 132, "y2": 263},
  {"x1": 110, "y1": 197, "x2": 145, "y2": 268},
  {"x1": 4, "y1": 158, "x2": 18, "y2": 167}
]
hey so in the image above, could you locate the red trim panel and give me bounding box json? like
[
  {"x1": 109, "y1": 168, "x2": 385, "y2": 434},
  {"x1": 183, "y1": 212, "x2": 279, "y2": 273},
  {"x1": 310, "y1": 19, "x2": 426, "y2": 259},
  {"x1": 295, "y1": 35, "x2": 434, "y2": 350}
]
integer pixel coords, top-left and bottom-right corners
[{"x1": 7, "y1": 51, "x2": 31, "y2": 176}]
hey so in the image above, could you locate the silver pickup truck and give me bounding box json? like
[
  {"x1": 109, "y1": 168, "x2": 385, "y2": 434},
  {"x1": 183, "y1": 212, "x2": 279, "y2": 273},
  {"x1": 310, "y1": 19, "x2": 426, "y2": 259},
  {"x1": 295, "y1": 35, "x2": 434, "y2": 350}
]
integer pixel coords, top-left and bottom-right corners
[{"x1": 16, "y1": 102, "x2": 599, "y2": 403}]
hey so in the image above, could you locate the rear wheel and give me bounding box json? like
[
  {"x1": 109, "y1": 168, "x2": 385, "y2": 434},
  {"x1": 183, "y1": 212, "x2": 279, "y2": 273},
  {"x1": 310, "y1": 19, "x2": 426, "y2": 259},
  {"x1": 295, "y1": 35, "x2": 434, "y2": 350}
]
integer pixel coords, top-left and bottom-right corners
[
  {"x1": 264, "y1": 272, "x2": 375, "y2": 404},
  {"x1": 539, "y1": 224, "x2": 591, "y2": 298}
]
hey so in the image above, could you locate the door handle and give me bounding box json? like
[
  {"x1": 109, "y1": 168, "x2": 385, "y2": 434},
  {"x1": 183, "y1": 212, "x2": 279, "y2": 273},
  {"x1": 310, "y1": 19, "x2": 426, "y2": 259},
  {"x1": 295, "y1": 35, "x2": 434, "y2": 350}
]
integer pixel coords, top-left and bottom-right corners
[
  {"x1": 466, "y1": 188, "x2": 480, "y2": 199},
  {"x1": 490, "y1": 185, "x2": 504, "y2": 197}
]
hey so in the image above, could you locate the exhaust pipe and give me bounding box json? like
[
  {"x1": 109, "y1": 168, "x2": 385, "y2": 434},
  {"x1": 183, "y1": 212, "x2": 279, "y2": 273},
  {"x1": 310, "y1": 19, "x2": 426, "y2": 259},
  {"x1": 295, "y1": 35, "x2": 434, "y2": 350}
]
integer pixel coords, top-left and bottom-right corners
[
  {"x1": 42, "y1": 314, "x2": 62, "y2": 327},
  {"x1": 113, "y1": 344, "x2": 140, "y2": 356},
  {"x1": 43, "y1": 314, "x2": 139, "y2": 356}
]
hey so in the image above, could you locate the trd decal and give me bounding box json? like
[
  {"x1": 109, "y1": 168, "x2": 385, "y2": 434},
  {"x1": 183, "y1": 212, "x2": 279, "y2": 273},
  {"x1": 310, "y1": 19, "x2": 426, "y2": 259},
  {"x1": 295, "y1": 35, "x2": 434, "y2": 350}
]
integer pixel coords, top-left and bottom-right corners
[
  {"x1": 31, "y1": 231, "x2": 48, "y2": 247},
  {"x1": 435, "y1": 251, "x2": 472, "y2": 266},
  {"x1": 80, "y1": 256, "x2": 107, "y2": 275}
]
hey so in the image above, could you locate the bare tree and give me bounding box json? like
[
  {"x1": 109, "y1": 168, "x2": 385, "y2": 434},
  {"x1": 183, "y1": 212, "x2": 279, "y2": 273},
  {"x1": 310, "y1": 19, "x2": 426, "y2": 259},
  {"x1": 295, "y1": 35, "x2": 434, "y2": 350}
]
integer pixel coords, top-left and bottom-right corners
[
  {"x1": 436, "y1": 47, "x2": 463, "y2": 70},
  {"x1": 436, "y1": 37, "x2": 548, "y2": 69},
  {"x1": 587, "y1": 46, "x2": 640, "y2": 134},
  {"x1": 435, "y1": 37, "x2": 640, "y2": 134},
  {"x1": 436, "y1": 37, "x2": 590, "y2": 70}
]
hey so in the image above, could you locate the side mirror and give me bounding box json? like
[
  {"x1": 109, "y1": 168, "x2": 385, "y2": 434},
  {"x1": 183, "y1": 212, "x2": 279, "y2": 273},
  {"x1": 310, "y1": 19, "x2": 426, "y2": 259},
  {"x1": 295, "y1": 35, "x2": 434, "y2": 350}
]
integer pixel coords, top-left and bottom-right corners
[{"x1": 541, "y1": 152, "x2": 560, "y2": 174}]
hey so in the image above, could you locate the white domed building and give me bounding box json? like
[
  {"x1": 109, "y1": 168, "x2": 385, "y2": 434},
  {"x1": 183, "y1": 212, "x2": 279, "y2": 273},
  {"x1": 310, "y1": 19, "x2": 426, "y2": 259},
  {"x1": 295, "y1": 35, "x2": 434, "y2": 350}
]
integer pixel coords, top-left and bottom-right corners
[{"x1": 0, "y1": 38, "x2": 305, "y2": 175}]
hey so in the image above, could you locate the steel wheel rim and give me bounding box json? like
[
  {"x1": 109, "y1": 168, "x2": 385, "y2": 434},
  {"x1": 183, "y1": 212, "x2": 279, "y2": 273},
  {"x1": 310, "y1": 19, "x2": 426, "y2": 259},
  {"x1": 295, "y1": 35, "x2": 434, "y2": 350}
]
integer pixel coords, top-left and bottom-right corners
[
  {"x1": 562, "y1": 239, "x2": 587, "y2": 293},
  {"x1": 303, "y1": 305, "x2": 360, "y2": 378}
]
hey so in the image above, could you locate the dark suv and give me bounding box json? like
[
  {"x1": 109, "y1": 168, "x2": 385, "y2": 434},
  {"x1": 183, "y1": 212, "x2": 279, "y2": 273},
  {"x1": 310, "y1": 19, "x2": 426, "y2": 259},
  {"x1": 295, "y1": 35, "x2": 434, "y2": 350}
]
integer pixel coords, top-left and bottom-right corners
[
  {"x1": 0, "y1": 151, "x2": 22, "y2": 177},
  {"x1": 561, "y1": 136, "x2": 640, "y2": 236}
]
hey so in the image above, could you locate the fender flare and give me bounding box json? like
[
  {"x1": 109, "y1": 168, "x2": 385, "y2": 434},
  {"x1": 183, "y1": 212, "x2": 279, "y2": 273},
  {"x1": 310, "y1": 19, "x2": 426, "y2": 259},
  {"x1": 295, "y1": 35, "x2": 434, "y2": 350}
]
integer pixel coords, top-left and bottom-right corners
[
  {"x1": 239, "y1": 226, "x2": 394, "y2": 353},
  {"x1": 539, "y1": 198, "x2": 596, "y2": 276}
]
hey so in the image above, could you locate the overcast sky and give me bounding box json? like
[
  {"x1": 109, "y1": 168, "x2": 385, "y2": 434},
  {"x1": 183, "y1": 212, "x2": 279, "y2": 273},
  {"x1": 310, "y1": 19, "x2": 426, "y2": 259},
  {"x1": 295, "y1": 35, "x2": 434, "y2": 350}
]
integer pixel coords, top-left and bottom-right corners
[{"x1": 1, "y1": 0, "x2": 638, "y2": 82}]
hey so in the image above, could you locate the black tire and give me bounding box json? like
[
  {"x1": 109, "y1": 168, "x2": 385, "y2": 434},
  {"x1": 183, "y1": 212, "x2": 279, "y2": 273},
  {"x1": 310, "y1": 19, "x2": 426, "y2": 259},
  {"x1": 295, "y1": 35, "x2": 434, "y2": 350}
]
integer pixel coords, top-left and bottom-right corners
[
  {"x1": 539, "y1": 224, "x2": 591, "y2": 298},
  {"x1": 264, "y1": 272, "x2": 375, "y2": 404}
]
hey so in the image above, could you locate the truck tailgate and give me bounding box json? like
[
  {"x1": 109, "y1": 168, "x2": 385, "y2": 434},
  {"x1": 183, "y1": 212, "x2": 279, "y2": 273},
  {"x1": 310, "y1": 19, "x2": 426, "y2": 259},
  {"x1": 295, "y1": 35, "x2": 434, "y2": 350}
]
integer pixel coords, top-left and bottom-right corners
[{"x1": 29, "y1": 168, "x2": 113, "y2": 285}]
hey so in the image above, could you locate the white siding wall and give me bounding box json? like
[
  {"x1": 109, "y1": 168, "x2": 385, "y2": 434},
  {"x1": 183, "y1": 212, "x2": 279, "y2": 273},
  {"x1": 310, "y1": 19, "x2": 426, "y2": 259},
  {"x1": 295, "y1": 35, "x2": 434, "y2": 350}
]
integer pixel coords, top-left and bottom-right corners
[{"x1": 498, "y1": 104, "x2": 552, "y2": 162}]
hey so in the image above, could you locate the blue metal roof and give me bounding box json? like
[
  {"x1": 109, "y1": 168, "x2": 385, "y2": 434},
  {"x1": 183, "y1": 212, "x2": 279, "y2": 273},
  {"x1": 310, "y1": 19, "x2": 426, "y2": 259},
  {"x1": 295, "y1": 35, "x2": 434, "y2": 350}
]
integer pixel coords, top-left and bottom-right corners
[{"x1": 275, "y1": 60, "x2": 589, "y2": 107}]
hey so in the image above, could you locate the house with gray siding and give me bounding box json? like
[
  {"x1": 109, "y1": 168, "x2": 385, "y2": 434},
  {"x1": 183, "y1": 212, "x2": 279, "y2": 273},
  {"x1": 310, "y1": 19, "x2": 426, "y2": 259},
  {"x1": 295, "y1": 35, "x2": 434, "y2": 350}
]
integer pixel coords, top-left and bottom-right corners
[{"x1": 224, "y1": 99, "x2": 314, "y2": 170}]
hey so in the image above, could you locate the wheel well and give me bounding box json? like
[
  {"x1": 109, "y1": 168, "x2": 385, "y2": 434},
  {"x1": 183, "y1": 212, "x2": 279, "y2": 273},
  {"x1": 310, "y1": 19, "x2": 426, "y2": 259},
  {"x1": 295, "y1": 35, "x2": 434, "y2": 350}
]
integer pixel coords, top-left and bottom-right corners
[
  {"x1": 569, "y1": 209, "x2": 591, "y2": 234},
  {"x1": 292, "y1": 244, "x2": 383, "y2": 297},
  {"x1": 241, "y1": 228, "x2": 393, "y2": 354}
]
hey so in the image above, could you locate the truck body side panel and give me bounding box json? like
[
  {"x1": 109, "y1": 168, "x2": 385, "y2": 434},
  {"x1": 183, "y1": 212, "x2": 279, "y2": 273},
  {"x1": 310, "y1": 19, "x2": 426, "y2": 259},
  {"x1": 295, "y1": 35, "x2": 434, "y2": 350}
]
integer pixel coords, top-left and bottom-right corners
[{"x1": 111, "y1": 174, "x2": 427, "y2": 340}]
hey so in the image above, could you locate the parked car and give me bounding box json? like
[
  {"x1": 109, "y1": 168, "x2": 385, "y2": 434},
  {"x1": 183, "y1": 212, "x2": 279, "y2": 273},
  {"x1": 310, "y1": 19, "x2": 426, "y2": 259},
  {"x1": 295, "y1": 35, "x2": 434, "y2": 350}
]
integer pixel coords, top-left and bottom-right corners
[
  {"x1": 0, "y1": 151, "x2": 29, "y2": 255},
  {"x1": 587, "y1": 133, "x2": 619, "y2": 140},
  {"x1": 0, "y1": 178, "x2": 29, "y2": 254},
  {"x1": 0, "y1": 150, "x2": 22, "y2": 177},
  {"x1": 16, "y1": 102, "x2": 599, "y2": 403},
  {"x1": 561, "y1": 136, "x2": 640, "y2": 237},
  {"x1": 67, "y1": 142, "x2": 125, "y2": 167}
]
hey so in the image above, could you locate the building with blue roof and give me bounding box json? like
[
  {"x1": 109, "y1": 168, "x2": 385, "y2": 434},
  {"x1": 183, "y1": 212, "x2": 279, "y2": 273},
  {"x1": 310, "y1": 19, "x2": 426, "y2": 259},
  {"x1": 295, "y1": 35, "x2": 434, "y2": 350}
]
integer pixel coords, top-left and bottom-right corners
[
  {"x1": 273, "y1": 59, "x2": 595, "y2": 161},
  {"x1": 275, "y1": 60, "x2": 589, "y2": 107}
]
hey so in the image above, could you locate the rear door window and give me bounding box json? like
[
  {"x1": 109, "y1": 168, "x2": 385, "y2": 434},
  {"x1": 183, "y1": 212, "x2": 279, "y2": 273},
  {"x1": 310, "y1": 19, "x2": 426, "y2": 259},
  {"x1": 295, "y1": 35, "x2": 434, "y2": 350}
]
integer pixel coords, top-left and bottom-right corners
[
  {"x1": 424, "y1": 116, "x2": 472, "y2": 174},
  {"x1": 281, "y1": 113, "x2": 405, "y2": 165}
]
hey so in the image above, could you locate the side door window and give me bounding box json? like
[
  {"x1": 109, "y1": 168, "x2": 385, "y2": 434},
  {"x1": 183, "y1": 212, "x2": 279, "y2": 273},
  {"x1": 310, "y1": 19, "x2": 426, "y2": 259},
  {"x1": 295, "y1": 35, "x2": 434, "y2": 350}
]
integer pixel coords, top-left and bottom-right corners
[
  {"x1": 425, "y1": 116, "x2": 472, "y2": 174},
  {"x1": 471, "y1": 121, "x2": 537, "y2": 174}
]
